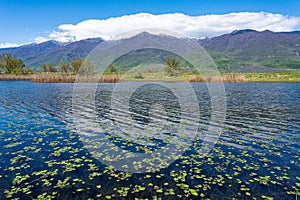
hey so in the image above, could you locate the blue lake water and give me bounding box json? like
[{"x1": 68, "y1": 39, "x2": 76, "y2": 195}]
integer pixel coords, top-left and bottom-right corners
[{"x1": 0, "y1": 81, "x2": 299, "y2": 199}]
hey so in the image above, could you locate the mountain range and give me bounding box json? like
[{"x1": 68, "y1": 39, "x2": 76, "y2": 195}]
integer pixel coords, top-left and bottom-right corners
[{"x1": 1, "y1": 29, "x2": 300, "y2": 72}]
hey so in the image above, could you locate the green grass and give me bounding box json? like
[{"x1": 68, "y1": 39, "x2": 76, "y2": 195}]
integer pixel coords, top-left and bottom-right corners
[
  {"x1": 241, "y1": 72, "x2": 300, "y2": 82},
  {"x1": 120, "y1": 72, "x2": 187, "y2": 82},
  {"x1": 116, "y1": 71, "x2": 300, "y2": 82}
]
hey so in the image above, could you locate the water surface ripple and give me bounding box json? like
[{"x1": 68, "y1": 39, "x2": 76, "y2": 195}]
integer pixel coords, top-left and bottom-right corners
[{"x1": 0, "y1": 81, "x2": 299, "y2": 199}]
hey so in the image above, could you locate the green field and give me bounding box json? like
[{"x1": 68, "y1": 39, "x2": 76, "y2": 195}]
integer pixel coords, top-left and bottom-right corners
[
  {"x1": 241, "y1": 72, "x2": 300, "y2": 82},
  {"x1": 120, "y1": 72, "x2": 300, "y2": 82}
]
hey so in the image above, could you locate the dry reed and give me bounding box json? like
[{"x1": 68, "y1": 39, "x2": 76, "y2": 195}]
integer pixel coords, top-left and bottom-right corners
[
  {"x1": 188, "y1": 74, "x2": 246, "y2": 82},
  {"x1": 0, "y1": 73, "x2": 246, "y2": 83},
  {"x1": 0, "y1": 73, "x2": 121, "y2": 83}
]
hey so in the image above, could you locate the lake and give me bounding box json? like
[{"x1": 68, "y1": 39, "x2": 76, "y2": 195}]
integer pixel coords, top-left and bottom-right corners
[{"x1": 0, "y1": 81, "x2": 299, "y2": 199}]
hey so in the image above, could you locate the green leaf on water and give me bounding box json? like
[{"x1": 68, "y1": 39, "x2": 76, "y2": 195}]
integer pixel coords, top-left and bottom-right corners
[{"x1": 189, "y1": 189, "x2": 198, "y2": 196}]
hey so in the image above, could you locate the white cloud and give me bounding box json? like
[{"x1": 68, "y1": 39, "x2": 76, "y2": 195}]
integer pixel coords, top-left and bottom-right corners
[
  {"x1": 34, "y1": 36, "x2": 49, "y2": 43},
  {"x1": 29, "y1": 12, "x2": 300, "y2": 43},
  {"x1": 0, "y1": 43, "x2": 23, "y2": 48}
]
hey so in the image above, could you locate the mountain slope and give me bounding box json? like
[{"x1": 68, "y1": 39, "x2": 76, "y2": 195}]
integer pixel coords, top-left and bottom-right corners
[
  {"x1": 0, "y1": 40, "x2": 64, "y2": 58},
  {"x1": 1, "y1": 30, "x2": 300, "y2": 70},
  {"x1": 109, "y1": 32, "x2": 194, "y2": 71},
  {"x1": 25, "y1": 38, "x2": 104, "y2": 68},
  {"x1": 202, "y1": 29, "x2": 300, "y2": 69},
  {"x1": 0, "y1": 38, "x2": 104, "y2": 69}
]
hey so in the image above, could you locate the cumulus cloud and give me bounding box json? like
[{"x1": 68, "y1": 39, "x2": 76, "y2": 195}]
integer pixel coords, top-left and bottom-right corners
[
  {"x1": 30, "y1": 12, "x2": 300, "y2": 42},
  {"x1": 0, "y1": 43, "x2": 23, "y2": 48}
]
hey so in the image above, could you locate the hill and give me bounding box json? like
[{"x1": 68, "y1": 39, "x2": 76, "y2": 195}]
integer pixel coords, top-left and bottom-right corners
[
  {"x1": 0, "y1": 38, "x2": 103, "y2": 69},
  {"x1": 202, "y1": 29, "x2": 300, "y2": 69},
  {"x1": 1, "y1": 30, "x2": 300, "y2": 71}
]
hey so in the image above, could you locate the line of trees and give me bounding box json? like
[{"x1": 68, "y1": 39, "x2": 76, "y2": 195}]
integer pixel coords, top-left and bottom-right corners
[
  {"x1": 0, "y1": 52, "x2": 179, "y2": 76},
  {"x1": 41, "y1": 58, "x2": 94, "y2": 75},
  {"x1": 0, "y1": 51, "x2": 96, "y2": 75},
  {"x1": 41, "y1": 64, "x2": 57, "y2": 72}
]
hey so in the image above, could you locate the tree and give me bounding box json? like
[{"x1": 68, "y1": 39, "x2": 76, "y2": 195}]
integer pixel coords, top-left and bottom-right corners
[
  {"x1": 107, "y1": 64, "x2": 117, "y2": 73},
  {"x1": 71, "y1": 58, "x2": 94, "y2": 75},
  {"x1": 1, "y1": 53, "x2": 25, "y2": 74},
  {"x1": 11, "y1": 58, "x2": 25, "y2": 74},
  {"x1": 41, "y1": 64, "x2": 47, "y2": 72},
  {"x1": 59, "y1": 61, "x2": 69, "y2": 73},
  {"x1": 3, "y1": 53, "x2": 13, "y2": 73},
  {"x1": 0, "y1": 54, "x2": 5, "y2": 73},
  {"x1": 165, "y1": 57, "x2": 180, "y2": 76},
  {"x1": 47, "y1": 64, "x2": 57, "y2": 72},
  {"x1": 71, "y1": 58, "x2": 83, "y2": 74}
]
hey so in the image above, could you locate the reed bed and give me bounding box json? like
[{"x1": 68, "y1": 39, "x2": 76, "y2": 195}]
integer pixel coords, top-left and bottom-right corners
[
  {"x1": 0, "y1": 73, "x2": 121, "y2": 83},
  {"x1": 0, "y1": 73, "x2": 255, "y2": 83},
  {"x1": 0, "y1": 74, "x2": 32, "y2": 81},
  {"x1": 188, "y1": 74, "x2": 246, "y2": 82}
]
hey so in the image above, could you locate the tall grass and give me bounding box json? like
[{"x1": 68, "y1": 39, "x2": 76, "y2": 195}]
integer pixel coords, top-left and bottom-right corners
[
  {"x1": 1, "y1": 72, "x2": 299, "y2": 83},
  {"x1": 0, "y1": 74, "x2": 32, "y2": 81},
  {"x1": 188, "y1": 74, "x2": 246, "y2": 82},
  {"x1": 0, "y1": 73, "x2": 121, "y2": 83}
]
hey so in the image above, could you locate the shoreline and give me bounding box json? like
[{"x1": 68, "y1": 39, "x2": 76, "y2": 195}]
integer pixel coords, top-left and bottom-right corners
[{"x1": 0, "y1": 72, "x2": 299, "y2": 83}]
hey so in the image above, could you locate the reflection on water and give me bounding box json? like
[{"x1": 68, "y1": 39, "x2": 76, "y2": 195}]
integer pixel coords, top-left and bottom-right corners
[
  {"x1": 96, "y1": 83, "x2": 183, "y2": 144},
  {"x1": 0, "y1": 81, "x2": 299, "y2": 199}
]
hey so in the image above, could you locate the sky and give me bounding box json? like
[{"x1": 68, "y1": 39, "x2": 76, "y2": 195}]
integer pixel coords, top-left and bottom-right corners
[{"x1": 0, "y1": 0, "x2": 300, "y2": 48}]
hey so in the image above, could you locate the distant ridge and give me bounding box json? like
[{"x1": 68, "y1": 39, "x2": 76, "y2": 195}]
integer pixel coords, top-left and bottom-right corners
[
  {"x1": 201, "y1": 29, "x2": 300, "y2": 69},
  {"x1": 1, "y1": 30, "x2": 300, "y2": 71},
  {"x1": 0, "y1": 38, "x2": 103, "y2": 68}
]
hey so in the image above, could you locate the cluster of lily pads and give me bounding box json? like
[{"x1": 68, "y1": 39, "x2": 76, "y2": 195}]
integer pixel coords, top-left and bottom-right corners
[{"x1": 0, "y1": 117, "x2": 299, "y2": 200}]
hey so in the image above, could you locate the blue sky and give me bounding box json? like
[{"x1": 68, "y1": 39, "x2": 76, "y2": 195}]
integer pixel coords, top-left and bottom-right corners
[{"x1": 1, "y1": 0, "x2": 300, "y2": 47}]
